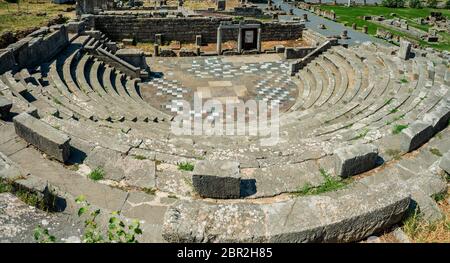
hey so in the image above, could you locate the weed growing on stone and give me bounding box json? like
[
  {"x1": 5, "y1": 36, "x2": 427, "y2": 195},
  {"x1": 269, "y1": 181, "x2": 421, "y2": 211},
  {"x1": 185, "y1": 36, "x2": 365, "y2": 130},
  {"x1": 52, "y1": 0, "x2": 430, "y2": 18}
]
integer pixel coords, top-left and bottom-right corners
[
  {"x1": 429, "y1": 148, "x2": 442, "y2": 157},
  {"x1": 400, "y1": 78, "x2": 409, "y2": 84},
  {"x1": 132, "y1": 155, "x2": 147, "y2": 160},
  {"x1": 293, "y1": 169, "x2": 348, "y2": 196},
  {"x1": 34, "y1": 195, "x2": 143, "y2": 243},
  {"x1": 143, "y1": 187, "x2": 156, "y2": 195},
  {"x1": 351, "y1": 128, "x2": 369, "y2": 140},
  {"x1": 52, "y1": 98, "x2": 62, "y2": 105},
  {"x1": 34, "y1": 226, "x2": 56, "y2": 243},
  {"x1": 390, "y1": 108, "x2": 398, "y2": 114},
  {"x1": 433, "y1": 192, "x2": 447, "y2": 202},
  {"x1": 15, "y1": 189, "x2": 46, "y2": 210},
  {"x1": 178, "y1": 162, "x2": 194, "y2": 172},
  {"x1": 392, "y1": 124, "x2": 409, "y2": 135},
  {"x1": 88, "y1": 167, "x2": 105, "y2": 181},
  {"x1": 0, "y1": 179, "x2": 13, "y2": 193}
]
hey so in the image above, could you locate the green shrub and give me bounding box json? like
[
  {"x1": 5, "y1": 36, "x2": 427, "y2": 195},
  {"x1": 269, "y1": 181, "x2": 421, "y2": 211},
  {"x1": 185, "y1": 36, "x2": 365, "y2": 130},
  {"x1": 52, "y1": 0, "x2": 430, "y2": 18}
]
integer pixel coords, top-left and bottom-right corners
[{"x1": 409, "y1": 0, "x2": 422, "y2": 8}]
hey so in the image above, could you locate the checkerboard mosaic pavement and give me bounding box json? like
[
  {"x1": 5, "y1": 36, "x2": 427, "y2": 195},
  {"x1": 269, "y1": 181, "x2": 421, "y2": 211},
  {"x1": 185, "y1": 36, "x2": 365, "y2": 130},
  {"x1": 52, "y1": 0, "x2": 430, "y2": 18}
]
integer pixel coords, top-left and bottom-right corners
[{"x1": 145, "y1": 57, "x2": 297, "y2": 116}]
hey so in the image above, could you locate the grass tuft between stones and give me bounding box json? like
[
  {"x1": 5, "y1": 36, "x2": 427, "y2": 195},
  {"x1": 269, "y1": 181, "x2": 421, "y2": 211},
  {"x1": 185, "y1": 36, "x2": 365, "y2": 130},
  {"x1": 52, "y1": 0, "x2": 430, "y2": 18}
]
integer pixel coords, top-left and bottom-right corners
[
  {"x1": 88, "y1": 167, "x2": 105, "y2": 181},
  {"x1": 392, "y1": 124, "x2": 409, "y2": 135},
  {"x1": 177, "y1": 162, "x2": 194, "y2": 172},
  {"x1": 429, "y1": 148, "x2": 442, "y2": 157},
  {"x1": 293, "y1": 169, "x2": 350, "y2": 197}
]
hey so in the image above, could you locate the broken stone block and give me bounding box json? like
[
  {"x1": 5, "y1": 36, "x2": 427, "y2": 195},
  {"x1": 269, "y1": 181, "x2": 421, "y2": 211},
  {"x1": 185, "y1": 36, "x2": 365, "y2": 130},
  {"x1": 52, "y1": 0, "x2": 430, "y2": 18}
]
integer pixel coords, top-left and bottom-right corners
[
  {"x1": 398, "y1": 40, "x2": 412, "y2": 60},
  {"x1": 13, "y1": 113, "x2": 71, "y2": 163},
  {"x1": 0, "y1": 96, "x2": 13, "y2": 118},
  {"x1": 422, "y1": 104, "x2": 450, "y2": 133},
  {"x1": 440, "y1": 151, "x2": 450, "y2": 174},
  {"x1": 334, "y1": 143, "x2": 379, "y2": 177},
  {"x1": 399, "y1": 121, "x2": 434, "y2": 152},
  {"x1": 192, "y1": 160, "x2": 241, "y2": 199}
]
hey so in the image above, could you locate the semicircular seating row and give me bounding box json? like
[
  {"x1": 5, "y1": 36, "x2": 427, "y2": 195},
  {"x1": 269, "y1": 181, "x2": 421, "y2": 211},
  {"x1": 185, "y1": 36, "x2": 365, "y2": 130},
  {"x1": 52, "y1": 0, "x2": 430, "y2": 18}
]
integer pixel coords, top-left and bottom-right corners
[{"x1": 0, "y1": 35, "x2": 449, "y2": 198}]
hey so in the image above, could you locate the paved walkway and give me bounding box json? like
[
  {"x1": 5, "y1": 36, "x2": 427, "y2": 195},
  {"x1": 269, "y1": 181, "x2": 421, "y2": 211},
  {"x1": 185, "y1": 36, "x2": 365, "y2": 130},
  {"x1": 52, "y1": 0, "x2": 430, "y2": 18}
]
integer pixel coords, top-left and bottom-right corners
[{"x1": 271, "y1": 0, "x2": 389, "y2": 46}]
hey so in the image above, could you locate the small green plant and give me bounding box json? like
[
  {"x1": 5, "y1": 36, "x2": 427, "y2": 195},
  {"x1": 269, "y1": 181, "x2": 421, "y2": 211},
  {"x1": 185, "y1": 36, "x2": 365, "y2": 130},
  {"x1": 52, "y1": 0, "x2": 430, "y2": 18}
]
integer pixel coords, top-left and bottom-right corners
[
  {"x1": 429, "y1": 148, "x2": 442, "y2": 157},
  {"x1": 432, "y1": 192, "x2": 446, "y2": 202},
  {"x1": 386, "y1": 149, "x2": 402, "y2": 160},
  {"x1": 168, "y1": 194, "x2": 178, "y2": 199},
  {"x1": 132, "y1": 155, "x2": 147, "y2": 160},
  {"x1": 402, "y1": 208, "x2": 421, "y2": 239},
  {"x1": 293, "y1": 169, "x2": 348, "y2": 196},
  {"x1": 16, "y1": 189, "x2": 46, "y2": 210},
  {"x1": 351, "y1": 128, "x2": 369, "y2": 140},
  {"x1": 390, "y1": 108, "x2": 398, "y2": 114},
  {"x1": 399, "y1": 78, "x2": 408, "y2": 84},
  {"x1": 385, "y1": 98, "x2": 393, "y2": 105},
  {"x1": 34, "y1": 226, "x2": 56, "y2": 243},
  {"x1": 143, "y1": 187, "x2": 156, "y2": 195},
  {"x1": 178, "y1": 162, "x2": 194, "y2": 172},
  {"x1": 0, "y1": 179, "x2": 13, "y2": 193},
  {"x1": 392, "y1": 124, "x2": 408, "y2": 135},
  {"x1": 233, "y1": 16, "x2": 244, "y2": 21},
  {"x1": 88, "y1": 167, "x2": 105, "y2": 181},
  {"x1": 52, "y1": 98, "x2": 62, "y2": 105}
]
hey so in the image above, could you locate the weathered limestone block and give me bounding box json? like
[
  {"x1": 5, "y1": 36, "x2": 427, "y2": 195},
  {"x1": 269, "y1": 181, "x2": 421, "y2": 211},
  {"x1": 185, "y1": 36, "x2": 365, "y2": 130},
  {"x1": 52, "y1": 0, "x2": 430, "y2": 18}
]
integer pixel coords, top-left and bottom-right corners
[
  {"x1": 398, "y1": 40, "x2": 412, "y2": 60},
  {"x1": 192, "y1": 160, "x2": 241, "y2": 199},
  {"x1": 334, "y1": 144, "x2": 379, "y2": 177},
  {"x1": 0, "y1": 96, "x2": 13, "y2": 118},
  {"x1": 440, "y1": 151, "x2": 450, "y2": 174},
  {"x1": 422, "y1": 104, "x2": 450, "y2": 133},
  {"x1": 411, "y1": 191, "x2": 443, "y2": 223},
  {"x1": 85, "y1": 146, "x2": 156, "y2": 188},
  {"x1": 13, "y1": 113, "x2": 71, "y2": 163},
  {"x1": 0, "y1": 152, "x2": 22, "y2": 181},
  {"x1": 162, "y1": 182, "x2": 410, "y2": 242},
  {"x1": 399, "y1": 121, "x2": 434, "y2": 152}
]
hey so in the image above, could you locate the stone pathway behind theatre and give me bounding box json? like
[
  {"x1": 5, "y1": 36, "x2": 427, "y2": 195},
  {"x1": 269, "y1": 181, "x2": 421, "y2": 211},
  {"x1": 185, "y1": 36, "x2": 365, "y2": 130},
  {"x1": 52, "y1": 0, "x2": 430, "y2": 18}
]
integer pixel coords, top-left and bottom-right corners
[
  {"x1": 271, "y1": 0, "x2": 389, "y2": 46},
  {"x1": 0, "y1": 193, "x2": 83, "y2": 243}
]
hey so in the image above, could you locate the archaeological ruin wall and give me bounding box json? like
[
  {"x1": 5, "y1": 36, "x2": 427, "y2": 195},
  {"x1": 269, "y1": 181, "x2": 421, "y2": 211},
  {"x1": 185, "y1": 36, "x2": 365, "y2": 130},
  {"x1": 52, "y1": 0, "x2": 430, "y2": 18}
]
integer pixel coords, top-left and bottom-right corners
[{"x1": 92, "y1": 15, "x2": 304, "y2": 43}]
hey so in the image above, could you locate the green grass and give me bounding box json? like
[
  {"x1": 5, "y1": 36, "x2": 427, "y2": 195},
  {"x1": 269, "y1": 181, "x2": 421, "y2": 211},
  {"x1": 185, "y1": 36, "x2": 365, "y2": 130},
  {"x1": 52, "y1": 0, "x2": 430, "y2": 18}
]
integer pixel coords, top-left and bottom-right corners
[
  {"x1": 88, "y1": 167, "x2": 105, "y2": 181},
  {"x1": 293, "y1": 169, "x2": 349, "y2": 196},
  {"x1": 392, "y1": 124, "x2": 409, "y2": 134},
  {"x1": 390, "y1": 108, "x2": 399, "y2": 114},
  {"x1": 132, "y1": 155, "x2": 147, "y2": 160},
  {"x1": 429, "y1": 148, "x2": 443, "y2": 157},
  {"x1": 351, "y1": 128, "x2": 369, "y2": 140},
  {"x1": 0, "y1": 1, "x2": 74, "y2": 34},
  {"x1": 400, "y1": 78, "x2": 409, "y2": 84},
  {"x1": 0, "y1": 179, "x2": 13, "y2": 193},
  {"x1": 177, "y1": 162, "x2": 194, "y2": 172},
  {"x1": 319, "y1": 5, "x2": 450, "y2": 51},
  {"x1": 432, "y1": 192, "x2": 447, "y2": 202},
  {"x1": 15, "y1": 188, "x2": 46, "y2": 210},
  {"x1": 143, "y1": 187, "x2": 156, "y2": 195}
]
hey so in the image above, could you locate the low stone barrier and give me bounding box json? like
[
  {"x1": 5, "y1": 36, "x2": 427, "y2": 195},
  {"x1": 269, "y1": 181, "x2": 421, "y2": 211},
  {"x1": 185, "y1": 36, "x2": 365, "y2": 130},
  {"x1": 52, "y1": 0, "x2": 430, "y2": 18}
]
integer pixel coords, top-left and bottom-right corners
[
  {"x1": 399, "y1": 121, "x2": 434, "y2": 153},
  {"x1": 192, "y1": 160, "x2": 241, "y2": 199},
  {"x1": 94, "y1": 47, "x2": 142, "y2": 78},
  {"x1": 284, "y1": 46, "x2": 315, "y2": 59},
  {"x1": 334, "y1": 144, "x2": 379, "y2": 178},
  {"x1": 13, "y1": 113, "x2": 71, "y2": 163},
  {"x1": 162, "y1": 181, "x2": 410, "y2": 242}
]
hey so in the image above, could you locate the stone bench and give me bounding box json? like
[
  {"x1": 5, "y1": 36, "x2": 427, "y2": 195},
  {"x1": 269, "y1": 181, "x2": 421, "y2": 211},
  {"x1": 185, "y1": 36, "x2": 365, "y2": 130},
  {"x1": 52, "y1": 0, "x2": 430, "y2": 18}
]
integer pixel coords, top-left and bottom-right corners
[
  {"x1": 13, "y1": 113, "x2": 71, "y2": 163},
  {"x1": 192, "y1": 160, "x2": 241, "y2": 199},
  {"x1": 399, "y1": 120, "x2": 434, "y2": 153},
  {"x1": 422, "y1": 103, "x2": 450, "y2": 134},
  {"x1": 162, "y1": 181, "x2": 410, "y2": 243},
  {"x1": 334, "y1": 144, "x2": 379, "y2": 177}
]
